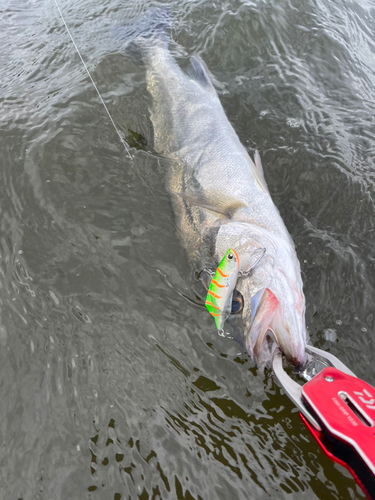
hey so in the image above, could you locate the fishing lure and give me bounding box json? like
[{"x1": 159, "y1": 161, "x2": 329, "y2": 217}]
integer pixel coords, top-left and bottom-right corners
[{"x1": 205, "y1": 248, "x2": 240, "y2": 330}]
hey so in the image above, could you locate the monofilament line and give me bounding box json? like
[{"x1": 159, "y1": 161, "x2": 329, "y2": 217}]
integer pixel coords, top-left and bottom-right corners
[{"x1": 52, "y1": 0, "x2": 131, "y2": 157}]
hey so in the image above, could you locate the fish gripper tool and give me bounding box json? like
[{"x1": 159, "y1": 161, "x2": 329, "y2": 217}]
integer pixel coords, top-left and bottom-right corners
[{"x1": 273, "y1": 345, "x2": 375, "y2": 499}]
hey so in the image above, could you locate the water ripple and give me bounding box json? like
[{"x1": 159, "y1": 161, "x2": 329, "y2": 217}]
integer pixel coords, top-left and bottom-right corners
[{"x1": 0, "y1": 0, "x2": 374, "y2": 499}]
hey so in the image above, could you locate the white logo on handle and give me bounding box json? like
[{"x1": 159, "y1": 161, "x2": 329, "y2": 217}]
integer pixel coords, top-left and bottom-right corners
[{"x1": 353, "y1": 389, "x2": 375, "y2": 410}]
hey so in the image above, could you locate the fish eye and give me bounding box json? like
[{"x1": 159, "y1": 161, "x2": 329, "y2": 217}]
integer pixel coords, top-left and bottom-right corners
[
  {"x1": 227, "y1": 253, "x2": 234, "y2": 260},
  {"x1": 231, "y1": 291, "x2": 243, "y2": 314}
]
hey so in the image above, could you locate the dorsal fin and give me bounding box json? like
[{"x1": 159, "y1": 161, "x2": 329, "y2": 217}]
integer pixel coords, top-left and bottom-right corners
[
  {"x1": 189, "y1": 55, "x2": 218, "y2": 96},
  {"x1": 252, "y1": 150, "x2": 270, "y2": 194}
]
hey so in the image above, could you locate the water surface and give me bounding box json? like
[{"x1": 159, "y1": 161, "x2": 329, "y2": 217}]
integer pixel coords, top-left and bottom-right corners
[{"x1": 1, "y1": 0, "x2": 375, "y2": 498}]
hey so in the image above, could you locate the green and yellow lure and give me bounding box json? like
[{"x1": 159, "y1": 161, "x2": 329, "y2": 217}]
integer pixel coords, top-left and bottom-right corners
[{"x1": 205, "y1": 248, "x2": 240, "y2": 330}]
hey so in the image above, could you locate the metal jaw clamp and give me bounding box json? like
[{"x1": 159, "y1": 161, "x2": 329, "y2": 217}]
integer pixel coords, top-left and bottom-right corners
[{"x1": 273, "y1": 345, "x2": 375, "y2": 500}]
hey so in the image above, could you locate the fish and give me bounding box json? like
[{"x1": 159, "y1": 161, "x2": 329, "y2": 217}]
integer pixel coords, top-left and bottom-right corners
[
  {"x1": 205, "y1": 248, "x2": 240, "y2": 330},
  {"x1": 123, "y1": 9, "x2": 307, "y2": 367}
]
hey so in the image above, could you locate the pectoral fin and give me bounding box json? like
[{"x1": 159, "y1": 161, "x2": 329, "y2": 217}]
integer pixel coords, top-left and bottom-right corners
[
  {"x1": 189, "y1": 55, "x2": 218, "y2": 96},
  {"x1": 176, "y1": 192, "x2": 245, "y2": 217}
]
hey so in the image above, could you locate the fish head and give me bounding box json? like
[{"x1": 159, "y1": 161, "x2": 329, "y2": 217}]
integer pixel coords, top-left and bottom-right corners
[{"x1": 224, "y1": 253, "x2": 307, "y2": 368}]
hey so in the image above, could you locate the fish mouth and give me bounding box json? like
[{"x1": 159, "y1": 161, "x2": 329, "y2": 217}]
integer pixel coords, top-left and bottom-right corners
[
  {"x1": 251, "y1": 329, "x2": 279, "y2": 368},
  {"x1": 222, "y1": 284, "x2": 306, "y2": 369},
  {"x1": 245, "y1": 288, "x2": 307, "y2": 369},
  {"x1": 251, "y1": 327, "x2": 306, "y2": 369},
  {"x1": 224, "y1": 309, "x2": 306, "y2": 369}
]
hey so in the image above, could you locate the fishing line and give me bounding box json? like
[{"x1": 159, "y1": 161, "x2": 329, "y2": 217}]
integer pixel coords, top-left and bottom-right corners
[{"x1": 52, "y1": 0, "x2": 131, "y2": 157}]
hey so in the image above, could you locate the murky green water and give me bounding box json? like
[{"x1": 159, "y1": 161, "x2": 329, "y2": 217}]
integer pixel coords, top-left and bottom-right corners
[{"x1": 1, "y1": 0, "x2": 375, "y2": 498}]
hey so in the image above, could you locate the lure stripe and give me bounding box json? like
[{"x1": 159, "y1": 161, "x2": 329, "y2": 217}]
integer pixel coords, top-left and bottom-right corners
[
  {"x1": 207, "y1": 290, "x2": 221, "y2": 299},
  {"x1": 211, "y1": 279, "x2": 225, "y2": 288},
  {"x1": 217, "y1": 267, "x2": 229, "y2": 278},
  {"x1": 205, "y1": 301, "x2": 220, "y2": 310}
]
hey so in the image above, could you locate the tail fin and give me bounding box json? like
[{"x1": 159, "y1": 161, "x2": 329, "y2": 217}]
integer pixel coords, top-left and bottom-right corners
[{"x1": 112, "y1": 6, "x2": 170, "y2": 57}]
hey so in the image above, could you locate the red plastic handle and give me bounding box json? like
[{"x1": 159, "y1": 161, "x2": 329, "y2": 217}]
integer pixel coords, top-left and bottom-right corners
[
  {"x1": 300, "y1": 413, "x2": 374, "y2": 499},
  {"x1": 301, "y1": 367, "x2": 375, "y2": 499}
]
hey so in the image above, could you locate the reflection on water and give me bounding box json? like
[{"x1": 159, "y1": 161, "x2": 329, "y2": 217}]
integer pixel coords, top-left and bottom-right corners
[{"x1": 1, "y1": 0, "x2": 374, "y2": 498}]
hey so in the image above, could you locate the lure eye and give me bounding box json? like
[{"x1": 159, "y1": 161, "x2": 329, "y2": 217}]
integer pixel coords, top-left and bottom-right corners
[
  {"x1": 227, "y1": 253, "x2": 234, "y2": 260},
  {"x1": 231, "y1": 291, "x2": 243, "y2": 314}
]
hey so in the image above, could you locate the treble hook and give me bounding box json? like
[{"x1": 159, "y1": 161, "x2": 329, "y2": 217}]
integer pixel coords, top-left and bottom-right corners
[{"x1": 238, "y1": 247, "x2": 266, "y2": 277}]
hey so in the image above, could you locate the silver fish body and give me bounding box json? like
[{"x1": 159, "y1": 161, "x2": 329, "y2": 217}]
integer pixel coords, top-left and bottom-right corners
[{"x1": 141, "y1": 39, "x2": 307, "y2": 367}]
